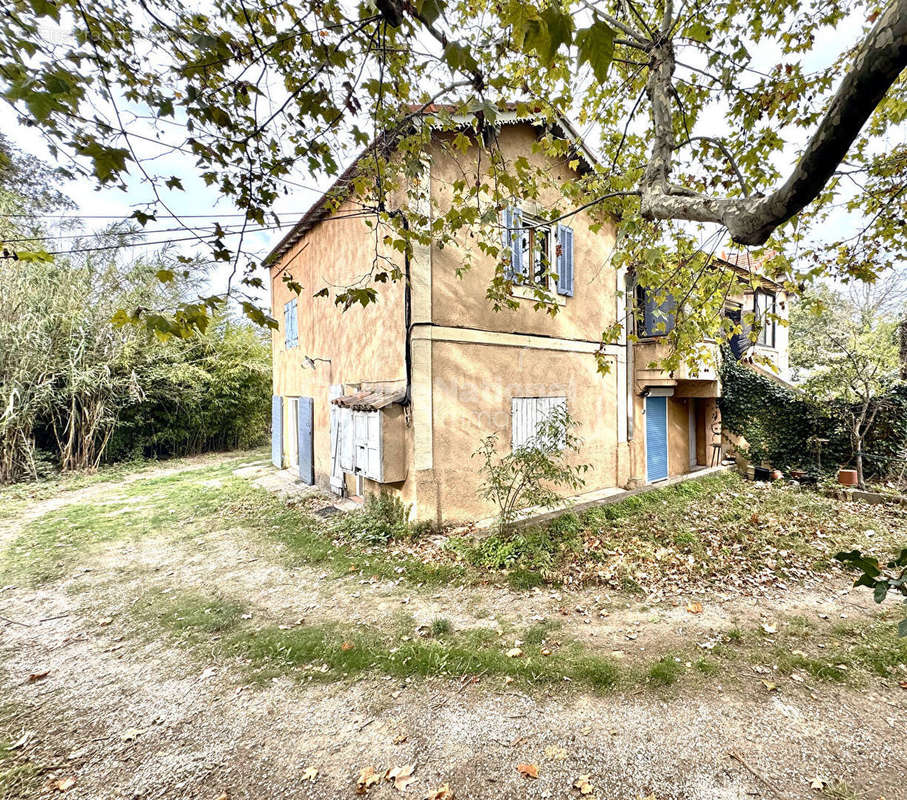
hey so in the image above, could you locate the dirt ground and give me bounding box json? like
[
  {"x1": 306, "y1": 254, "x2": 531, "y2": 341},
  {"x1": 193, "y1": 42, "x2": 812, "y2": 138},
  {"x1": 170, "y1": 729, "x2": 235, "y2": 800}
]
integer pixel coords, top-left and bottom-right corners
[{"x1": 1, "y1": 453, "x2": 905, "y2": 800}]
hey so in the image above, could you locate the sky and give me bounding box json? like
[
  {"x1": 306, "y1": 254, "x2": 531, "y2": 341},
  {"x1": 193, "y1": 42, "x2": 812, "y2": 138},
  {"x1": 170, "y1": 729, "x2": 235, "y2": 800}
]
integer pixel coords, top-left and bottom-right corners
[{"x1": 0, "y1": 7, "x2": 890, "y2": 311}]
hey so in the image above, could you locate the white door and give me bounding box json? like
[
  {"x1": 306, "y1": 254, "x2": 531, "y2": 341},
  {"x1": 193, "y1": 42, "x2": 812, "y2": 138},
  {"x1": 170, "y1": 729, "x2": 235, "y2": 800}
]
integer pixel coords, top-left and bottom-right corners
[{"x1": 286, "y1": 397, "x2": 299, "y2": 469}]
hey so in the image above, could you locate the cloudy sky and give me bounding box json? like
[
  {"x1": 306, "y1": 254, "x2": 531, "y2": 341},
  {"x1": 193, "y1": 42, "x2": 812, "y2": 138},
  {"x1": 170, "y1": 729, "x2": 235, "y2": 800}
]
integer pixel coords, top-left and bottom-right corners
[{"x1": 0, "y1": 9, "x2": 877, "y2": 309}]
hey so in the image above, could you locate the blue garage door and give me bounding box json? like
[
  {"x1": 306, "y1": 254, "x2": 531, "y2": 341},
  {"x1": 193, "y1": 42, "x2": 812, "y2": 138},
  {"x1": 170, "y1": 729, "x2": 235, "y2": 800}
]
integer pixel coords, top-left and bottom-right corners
[{"x1": 646, "y1": 395, "x2": 669, "y2": 482}]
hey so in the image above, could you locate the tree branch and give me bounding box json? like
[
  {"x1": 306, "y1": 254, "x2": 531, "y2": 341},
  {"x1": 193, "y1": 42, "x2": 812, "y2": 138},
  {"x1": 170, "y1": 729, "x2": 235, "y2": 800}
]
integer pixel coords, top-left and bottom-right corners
[{"x1": 639, "y1": 0, "x2": 907, "y2": 245}]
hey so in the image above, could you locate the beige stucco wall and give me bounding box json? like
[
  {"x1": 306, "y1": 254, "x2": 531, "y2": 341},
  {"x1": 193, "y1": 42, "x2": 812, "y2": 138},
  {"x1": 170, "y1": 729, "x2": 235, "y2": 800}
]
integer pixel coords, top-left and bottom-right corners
[
  {"x1": 269, "y1": 196, "x2": 410, "y2": 496},
  {"x1": 426, "y1": 338, "x2": 622, "y2": 523},
  {"x1": 428, "y1": 124, "x2": 619, "y2": 340}
]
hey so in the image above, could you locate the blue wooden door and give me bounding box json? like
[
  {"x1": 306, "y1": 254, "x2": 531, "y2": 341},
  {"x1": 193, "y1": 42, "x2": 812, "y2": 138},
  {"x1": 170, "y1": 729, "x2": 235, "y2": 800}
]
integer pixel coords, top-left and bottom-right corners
[
  {"x1": 297, "y1": 397, "x2": 314, "y2": 485},
  {"x1": 645, "y1": 395, "x2": 669, "y2": 482},
  {"x1": 271, "y1": 396, "x2": 283, "y2": 468}
]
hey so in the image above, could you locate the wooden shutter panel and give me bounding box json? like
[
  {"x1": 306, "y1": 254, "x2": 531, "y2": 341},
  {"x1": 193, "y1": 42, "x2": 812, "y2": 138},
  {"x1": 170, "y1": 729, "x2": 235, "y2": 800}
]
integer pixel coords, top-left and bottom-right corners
[
  {"x1": 271, "y1": 396, "x2": 283, "y2": 468},
  {"x1": 501, "y1": 206, "x2": 514, "y2": 279},
  {"x1": 556, "y1": 224, "x2": 574, "y2": 296},
  {"x1": 511, "y1": 207, "x2": 525, "y2": 279},
  {"x1": 297, "y1": 396, "x2": 314, "y2": 485}
]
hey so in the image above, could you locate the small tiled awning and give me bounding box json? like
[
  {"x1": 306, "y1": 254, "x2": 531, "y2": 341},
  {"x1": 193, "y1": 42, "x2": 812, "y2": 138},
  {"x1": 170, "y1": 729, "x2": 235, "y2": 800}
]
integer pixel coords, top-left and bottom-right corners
[{"x1": 332, "y1": 388, "x2": 406, "y2": 411}]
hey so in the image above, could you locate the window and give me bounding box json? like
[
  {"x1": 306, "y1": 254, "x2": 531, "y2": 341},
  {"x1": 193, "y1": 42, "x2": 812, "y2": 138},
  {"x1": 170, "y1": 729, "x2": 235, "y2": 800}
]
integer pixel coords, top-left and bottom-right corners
[
  {"x1": 501, "y1": 206, "x2": 573, "y2": 296},
  {"x1": 511, "y1": 396, "x2": 567, "y2": 450},
  {"x1": 284, "y1": 298, "x2": 298, "y2": 349},
  {"x1": 754, "y1": 290, "x2": 776, "y2": 348},
  {"x1": 636, "y1": 286, "x2": 676, "y2": 337}
]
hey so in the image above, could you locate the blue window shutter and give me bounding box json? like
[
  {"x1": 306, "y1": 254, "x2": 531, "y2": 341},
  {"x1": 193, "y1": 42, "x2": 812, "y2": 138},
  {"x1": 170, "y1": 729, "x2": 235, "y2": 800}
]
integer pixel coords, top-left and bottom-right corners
[
  {"x1": 511, "y1": 207, "x2": 524, "y2": 279},
  {"x1": 501, "y1": 206, "x2": 514, "y2": 279},
  {"x1": 556, "y1": 224, "x2": 574, "y2": 296},
  {"x1": 271, "y1": 396, "x2": 283, "y2": 468},
  {"x1": 297, "y1": 397, "x2": 314, "y2": 484}
]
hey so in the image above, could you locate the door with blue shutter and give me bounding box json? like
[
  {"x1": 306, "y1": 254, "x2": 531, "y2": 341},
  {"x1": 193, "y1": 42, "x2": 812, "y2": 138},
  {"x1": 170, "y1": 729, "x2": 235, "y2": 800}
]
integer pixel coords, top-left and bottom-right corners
[
  {"x1": 556, "y1": 224, "x2": 574, "y2": 296},
  {"x1": 271, "y1": 396, "x2": 283, "y2": 468},
  {"x1": 645, "y1": 395, "x2": 669, "y2": 482},
  {"x1": 297, "y1": 397, "x2": 314, "y2": 484}
]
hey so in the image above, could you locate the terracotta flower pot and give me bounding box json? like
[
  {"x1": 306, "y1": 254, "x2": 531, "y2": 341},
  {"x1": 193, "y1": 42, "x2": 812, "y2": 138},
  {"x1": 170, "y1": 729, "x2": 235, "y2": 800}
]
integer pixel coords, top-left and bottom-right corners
[{"x1": 837, "y1": 468, "x2": 858, "y2": 486}]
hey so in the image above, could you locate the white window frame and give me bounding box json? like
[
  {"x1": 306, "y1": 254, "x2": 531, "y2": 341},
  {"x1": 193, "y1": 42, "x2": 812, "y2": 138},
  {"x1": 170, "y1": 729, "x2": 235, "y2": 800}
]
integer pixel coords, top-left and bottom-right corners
[{"x1": 754, "y1": 290, "x2": 776, "y2": 348}]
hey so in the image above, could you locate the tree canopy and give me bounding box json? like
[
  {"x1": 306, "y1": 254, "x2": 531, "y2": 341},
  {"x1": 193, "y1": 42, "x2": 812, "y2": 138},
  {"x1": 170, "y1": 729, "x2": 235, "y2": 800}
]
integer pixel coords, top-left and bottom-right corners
[{"x1": 1, "y1": 0, "x2": 904, "y2": 352}]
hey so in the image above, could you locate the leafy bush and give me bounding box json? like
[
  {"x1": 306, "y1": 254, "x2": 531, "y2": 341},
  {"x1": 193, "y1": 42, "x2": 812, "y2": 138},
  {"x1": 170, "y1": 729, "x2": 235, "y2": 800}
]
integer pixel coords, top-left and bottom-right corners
[
  {"x1": 719, "y1": 348, "x2": 907, "y2": 478},
  {"x1": 473, "y1": 404, "x2": 590, "y2": 533},
  {"x1": 835, "y1": 548, "x2": 907, "y2": 637},
  {"x1": 331, "y1": 491, "x2": 423, "y2": 545}
]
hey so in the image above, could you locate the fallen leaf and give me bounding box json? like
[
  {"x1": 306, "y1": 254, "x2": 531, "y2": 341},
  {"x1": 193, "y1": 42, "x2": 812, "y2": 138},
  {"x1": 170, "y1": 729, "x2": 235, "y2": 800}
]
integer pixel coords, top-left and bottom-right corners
[
  {"x1": 573, "y1": 774, "x2": 594, "y2": 794},
  {"x1": 686, "y1": 602, "x2": 703, "y2": 614},
  {"x1": 506, "y1": 648, "x2": 523, "y2": 658},
  {"x1": 761, "y1": 679, "x2": 778, "y2": 692},
  {"x1": 424, "y1": 784, "x2": 454, "y2": 800},
  {"x1": 516, "y1": 763, "x2": 538, "y2": 779},
  {"x1": 357, "y1": 766, "x2": 382, "y2": 793},
  {"x1": 213, "y1": 794, "x2": 228, "y2": 800},
  {"x1": 900, "y1": 680, "x2": 907, "y2": 690},
  {"x1": 540, "y1": 648, "x2": 552, "y2": 656},
  {"x1": 341, "y1": 641, "x2": 355, "y2": 652},
  {"x1": 27, "y1": 670, "x2": 50, "y2": 683},
  {"x1": 544, "y1": 745, "x2": 567, "y2": 760},
  {"x1": 120, "y1": 727, "x2": 146, "y2": 742},
  {"x1": 761, "y1": 623, "x2": 778, "y2": 635},
  {"x1": 301, "y1": 766, "x2": 318, "y2": 782},
  {"x1": 51, "y1": 777, "x2": 76, "y2": 792},
  {"x1": 393, "y1": 732, "x2": 408, "y2": 744},
  {"x1": 809, "y1": 777, "x2": 827, "y2": 791},
  {"x1": 9, "y1": 731, "x2": 32, "y2": 750},
  {"x1": 387, "y1": 764, "x2": 416, "y2": 791},
  {"x1": 98, "y1": 617, "x2": 113, "y2": 626}
]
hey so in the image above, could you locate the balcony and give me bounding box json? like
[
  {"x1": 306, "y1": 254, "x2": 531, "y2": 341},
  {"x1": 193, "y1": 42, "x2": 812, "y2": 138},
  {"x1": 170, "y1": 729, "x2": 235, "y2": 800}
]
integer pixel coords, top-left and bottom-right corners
[{"x1": 634, "y1": 338, "x2": 721, "y2": 397}]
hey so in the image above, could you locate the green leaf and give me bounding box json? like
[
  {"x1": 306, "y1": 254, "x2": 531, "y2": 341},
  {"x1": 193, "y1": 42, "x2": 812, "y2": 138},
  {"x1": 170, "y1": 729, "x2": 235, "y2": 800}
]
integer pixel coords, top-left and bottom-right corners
[
  {"x1": 686, "y1": 20, "x2": 712, "y2": 43},
  {"x1": 575, "y1": 20, "x2": 615, "y2": 83},
  {"x1": 898, "y1": 615, "x2": 907, "y2": 638},
  {"x1": 443, "y1": 41, "x2": 478, "y2": 73},
  {"x1": 164, "y1": 176, "x2": 184, "y2": 191},
  {"x1": 873, "y1": 581, "x2": 889, "y2": 604},
  {"x1": 155, "y1": 269, "x2": 175, "y2": 283},
  {"x1": 415, "y1": 0, "x2": 446, "y2": 25}
]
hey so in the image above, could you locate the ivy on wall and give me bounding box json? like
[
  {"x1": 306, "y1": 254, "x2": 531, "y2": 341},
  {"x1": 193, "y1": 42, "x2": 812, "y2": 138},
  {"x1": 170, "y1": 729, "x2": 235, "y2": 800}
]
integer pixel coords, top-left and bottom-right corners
[{"x1": 718, "y1": 350, "x2": 907, "y2": 477}]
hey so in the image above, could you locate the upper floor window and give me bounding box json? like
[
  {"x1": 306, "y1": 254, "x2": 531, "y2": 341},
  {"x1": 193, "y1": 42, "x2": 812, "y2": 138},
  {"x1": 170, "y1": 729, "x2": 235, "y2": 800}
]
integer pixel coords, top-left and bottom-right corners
[
  {"x1": 636, "y1": 285, "x2": 676, "y2": 337},
  {"x1": 754, "y1": 290, "x2": 776, "y2": 348},
  {"x1": 501, "y1": 206, "x2": 574, "y2": 297},
  {"x1": 284, "y1": 298, "x2": 298, "y2": 349}
]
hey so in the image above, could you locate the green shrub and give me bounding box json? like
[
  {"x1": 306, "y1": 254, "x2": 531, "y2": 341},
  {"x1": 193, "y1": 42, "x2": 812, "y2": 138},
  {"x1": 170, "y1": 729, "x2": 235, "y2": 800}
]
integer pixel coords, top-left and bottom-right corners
[
  {"x1": 473, "y1": 405, "x2": 590, "y2": 533},
  {"x1": 332, "y1": 491, "x2": 419, "y2": 545}
]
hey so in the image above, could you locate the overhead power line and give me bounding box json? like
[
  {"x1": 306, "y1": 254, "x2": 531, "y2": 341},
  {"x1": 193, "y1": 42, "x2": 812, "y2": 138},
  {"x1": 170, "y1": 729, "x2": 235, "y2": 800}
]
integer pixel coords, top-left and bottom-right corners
[{"x1": 0, "y1": 209, "x2": 377, "y2": 258}]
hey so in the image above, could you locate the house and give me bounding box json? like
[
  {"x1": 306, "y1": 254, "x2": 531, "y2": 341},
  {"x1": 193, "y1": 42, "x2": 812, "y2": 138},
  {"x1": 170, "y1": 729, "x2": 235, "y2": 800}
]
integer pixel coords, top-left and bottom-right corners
[{"x1": 264, "y1": 110, "x2": 791, "y2": 524}]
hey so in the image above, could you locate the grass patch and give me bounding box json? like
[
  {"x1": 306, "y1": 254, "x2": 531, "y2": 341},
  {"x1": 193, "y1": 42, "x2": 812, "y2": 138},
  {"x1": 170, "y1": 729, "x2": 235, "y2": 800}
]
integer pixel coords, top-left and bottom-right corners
[
  {"x1": 142, "y1": 591, "x2": 622, "y2": 692},
  {"x1": 0, "y1": 462, "x2": 252, "y2": 585},
  {"x1": 647, "y1": 655, "x2": 686, "y2": 686},
  {"x1": 0, "y1": 703, "x2": 41, "y2": 800},
  {"x1": 446, "y1": 519, "x2": 583, "y2": 583},
  {"x1": 0, "y1": 459, "x2": 464, "y2": 589},
  {"x1": 430, "y1": 617, "x2": 452, "y2": 637},
  {"x1": 330, "y1": 491, "x2": 431, "y2": 545},
  {"x1": 748, "y1": 612, "x2": 907, "y2": 685}
]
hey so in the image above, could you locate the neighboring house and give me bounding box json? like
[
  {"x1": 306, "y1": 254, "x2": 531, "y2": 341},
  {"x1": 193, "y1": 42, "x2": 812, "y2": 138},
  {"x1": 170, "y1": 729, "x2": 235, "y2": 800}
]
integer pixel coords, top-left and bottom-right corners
[
  {"x1": 717, "y1": 251, "x2": 791, "y2": 383},
  {"x1": 264, "y1": 110, "x2": 791, "y2": 524}
]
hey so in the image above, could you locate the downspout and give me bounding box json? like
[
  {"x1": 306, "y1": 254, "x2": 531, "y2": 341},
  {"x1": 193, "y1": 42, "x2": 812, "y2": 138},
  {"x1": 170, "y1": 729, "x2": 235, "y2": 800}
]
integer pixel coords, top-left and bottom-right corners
[{"x1": 389, "y1": 208, "x2": 413, "y2": 407}]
